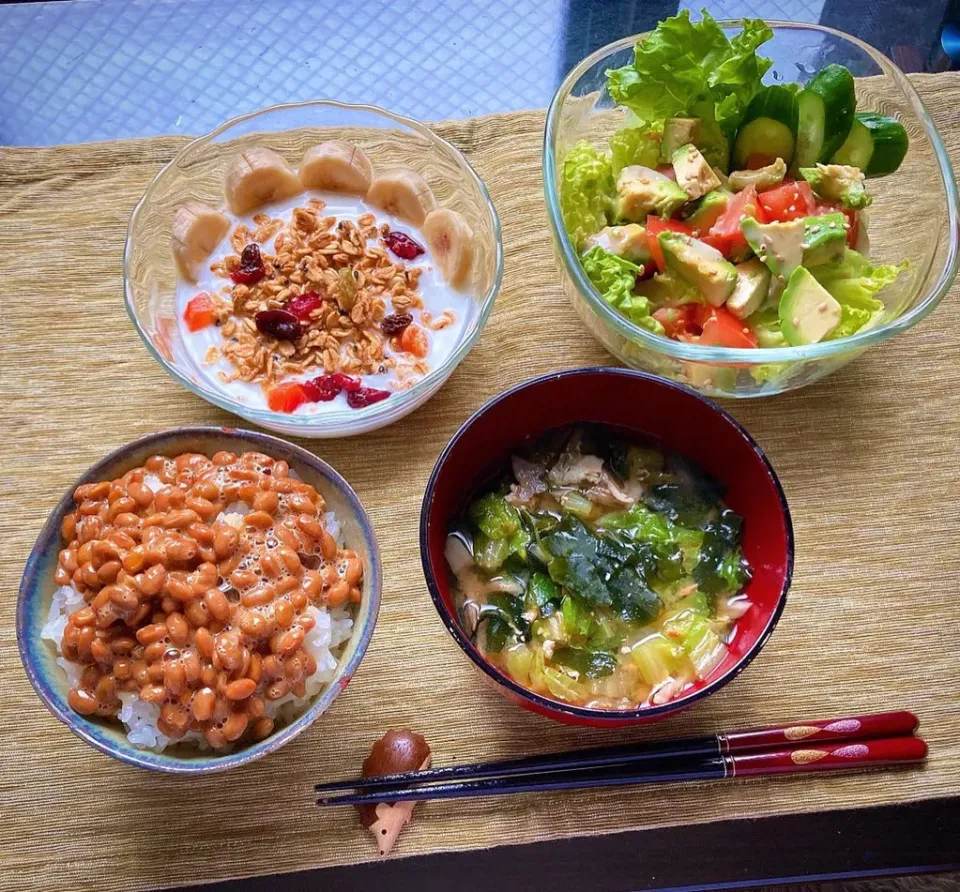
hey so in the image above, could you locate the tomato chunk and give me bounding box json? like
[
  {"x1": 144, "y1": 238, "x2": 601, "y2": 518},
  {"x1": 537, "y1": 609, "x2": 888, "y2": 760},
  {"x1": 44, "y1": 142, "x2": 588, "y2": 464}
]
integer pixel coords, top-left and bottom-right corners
[
  {"x1": 183, "y1": 293, "x2": 217, "y2": 332},
  {"x1": 707, "y1": 185, "x2": 765, "y2": 258},
  {"x1": 698, "y1": 234, "x2": 734, "y2": 256},
  {"x1": 815, "y1": 201, "x2": 859, "y2": 248},
  {"x1": 267, "y1": 382, "x2": 309, "y2": 413},
  {"x1": 645, "y1": 216, "x2": 694, "y2": 272},
  {"x1": 757, "y1": 180, "x2": 816, "y2": 222},
  {"x1": 653, "y1": 303, "x2": 702, "y2": 340},
  {"x1": 698, "y1": 306, "x2": 758, "y2": 349}
]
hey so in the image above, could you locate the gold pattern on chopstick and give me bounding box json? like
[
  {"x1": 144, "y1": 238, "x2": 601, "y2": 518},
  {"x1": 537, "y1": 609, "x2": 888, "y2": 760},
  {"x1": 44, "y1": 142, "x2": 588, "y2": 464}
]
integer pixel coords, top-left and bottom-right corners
[
  {"x1": 790, "y1": 749, "x2": 828, "y2": 765},
  {"x1": 783, "y1": 725, "x2": 821, "y2": 741}
]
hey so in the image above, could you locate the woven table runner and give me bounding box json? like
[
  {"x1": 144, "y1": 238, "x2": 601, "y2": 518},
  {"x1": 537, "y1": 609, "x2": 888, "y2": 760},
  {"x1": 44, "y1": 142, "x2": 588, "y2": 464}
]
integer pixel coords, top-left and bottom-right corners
[{"x1": 1, "y1": 74, "x2": 958, "y2": 892}]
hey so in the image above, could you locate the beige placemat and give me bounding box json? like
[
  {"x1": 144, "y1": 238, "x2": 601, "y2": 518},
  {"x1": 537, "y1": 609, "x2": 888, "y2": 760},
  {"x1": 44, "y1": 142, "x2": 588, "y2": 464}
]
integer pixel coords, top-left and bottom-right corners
[{"x1": 1, "y1": 75, "x2": 958, "y2": 892}]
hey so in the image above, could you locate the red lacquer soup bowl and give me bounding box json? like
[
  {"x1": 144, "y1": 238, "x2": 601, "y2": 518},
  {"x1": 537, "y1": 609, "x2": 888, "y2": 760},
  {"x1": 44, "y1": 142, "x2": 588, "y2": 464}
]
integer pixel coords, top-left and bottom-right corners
[{"x1": 420, "y1": 368, "x2": 794, "y2": 727}]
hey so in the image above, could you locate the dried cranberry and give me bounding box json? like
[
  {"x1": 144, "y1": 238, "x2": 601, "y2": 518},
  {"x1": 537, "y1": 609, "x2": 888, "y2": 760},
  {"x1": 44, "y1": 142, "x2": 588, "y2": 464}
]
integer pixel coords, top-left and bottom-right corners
[
  {"x1": 285, "y1": 291, "x2": 325, "y2": 321},
  {"x1": 230, "y1": 244, "x2": 266, "y2": 284},
  {"x1": 380, "y1": 312, "x2": 413, "y2": 337},
  {"x1": 301, "y1": 373, "x2": 362, "y2": 403},
  {"x1": 329, "y1": 373, "x2": 361, "y2": 392},
  {"x1": 255, "y1": 309, "x2": 302, "y2": 342},
  {"x1": 301, "y1": 376, "x2": 341, "y2": 402},
  {"x1": 347, "y1": 386, "x2": 390, "y2": 409},
  {"x1": 383, "y1": 231, "x2": 425, "y2": 260}
]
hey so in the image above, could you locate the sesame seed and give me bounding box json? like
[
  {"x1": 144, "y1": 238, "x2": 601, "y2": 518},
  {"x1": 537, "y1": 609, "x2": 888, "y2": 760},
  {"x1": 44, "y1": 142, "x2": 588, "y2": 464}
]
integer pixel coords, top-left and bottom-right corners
[
  {"x1": 788, "y1": 204, "x2": 796, "y2": 212},
  {"x1": 792, "y1": 317, "x2": 800, "y2": 326},
  {"x1": 817, "y1": 301, "x2": 828, "y2": 312},
  {"x1": 828, "y1": 221, "x2": 837, "y2": 228},
  {"x1": 801, "y1": 242, "x2": 810, "y2": 250}
]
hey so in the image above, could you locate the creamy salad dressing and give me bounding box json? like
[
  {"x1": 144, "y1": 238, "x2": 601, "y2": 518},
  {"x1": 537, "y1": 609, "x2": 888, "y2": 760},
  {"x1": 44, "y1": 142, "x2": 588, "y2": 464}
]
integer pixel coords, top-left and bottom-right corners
[{"x1": 175, "y1": 190, "x2": 472, "y2": 413}]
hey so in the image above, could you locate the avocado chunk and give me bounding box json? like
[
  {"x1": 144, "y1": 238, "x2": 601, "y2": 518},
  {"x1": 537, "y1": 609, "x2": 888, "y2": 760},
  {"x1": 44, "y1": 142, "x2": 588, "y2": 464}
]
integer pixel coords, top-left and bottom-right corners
[
  {"x1": 727, "y1": 158, "x2": 787, "y2": 192},
  {"x1": 799, "y1": 163, "x2": 871, "y2": 209},
  {"x1": 584, "y1": 224, "x2": 651, "y2": 264},
  {"x1": 661, "y1": 117, "x2": 702, "y2": 162},
  {"x1": 671, "y1": 144, "x2": 722, "y2": 200},
  {"x1": 741, "y1": 218, "x2": 805, "y2": 282},
  {"x1": 803, "y1": 213, "x2": 847, "y2": 267},
  {"x1": 659, "y1": 232, "x2": 737, "y2": 307},
  {"x1": 615, "y1": 166, "x2": 689, "y2": 222},
  {"x1": 726, "y1": 258, "x2": 771, "y2": 320},
  {"x1": 684, "y1": 189, "x2": 732, "y2": 233},
  {"x1": 778, "y1": 266, "x2": 842, "y2": 345}
]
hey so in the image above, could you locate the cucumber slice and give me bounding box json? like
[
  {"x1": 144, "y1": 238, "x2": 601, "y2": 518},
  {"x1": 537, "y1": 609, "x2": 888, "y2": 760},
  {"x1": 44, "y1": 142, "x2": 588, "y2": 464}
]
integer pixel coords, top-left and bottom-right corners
[
  {"x1": 855, "y1": 113, "x2": 909, "y2": 176},
  {"x1": 808, "y1": 64, "x2": 856, "y2": 160},
  {"x1": 831, "y1": 119, "x2": 874, "y2": 170},
  {"x1": 741, "y1": 85, "x2": 800, "y2": 131},
  {"x1": 734, "y1": 86, "x2": 799, "y2": 168},
  {"x1": 733, "y1": 118, "x2": 796, "y2": 170},
  {"x1": 793, "y1": 90, "x2": 826, "y2": 171}
]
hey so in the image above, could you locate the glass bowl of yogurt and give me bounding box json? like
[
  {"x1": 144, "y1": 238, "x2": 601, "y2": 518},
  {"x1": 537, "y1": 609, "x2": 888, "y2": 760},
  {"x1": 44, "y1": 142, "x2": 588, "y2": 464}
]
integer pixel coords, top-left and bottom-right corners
[{"x1": 124, "y1": 101, "x2": 503, "y2": 437}]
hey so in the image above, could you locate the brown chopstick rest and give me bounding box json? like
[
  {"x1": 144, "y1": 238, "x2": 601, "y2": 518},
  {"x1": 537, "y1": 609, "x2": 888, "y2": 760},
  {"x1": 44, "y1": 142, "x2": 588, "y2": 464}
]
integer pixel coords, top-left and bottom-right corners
[{"x1": 358, "y1": 729, "x2": 432, "y2": 856}]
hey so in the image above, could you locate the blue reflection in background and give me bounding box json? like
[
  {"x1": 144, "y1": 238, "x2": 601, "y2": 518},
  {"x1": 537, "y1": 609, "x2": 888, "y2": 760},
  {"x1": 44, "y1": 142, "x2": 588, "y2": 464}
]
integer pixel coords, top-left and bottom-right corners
[{"x1": 0, "y1": 0, "x2": 954, "y2": 145}]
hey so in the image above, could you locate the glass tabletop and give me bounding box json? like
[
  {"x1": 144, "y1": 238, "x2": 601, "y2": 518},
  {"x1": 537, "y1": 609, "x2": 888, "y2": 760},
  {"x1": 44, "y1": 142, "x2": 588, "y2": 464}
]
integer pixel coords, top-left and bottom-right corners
[{"x1": 0, "y1": 0, "x2": 955, "y2": 146}]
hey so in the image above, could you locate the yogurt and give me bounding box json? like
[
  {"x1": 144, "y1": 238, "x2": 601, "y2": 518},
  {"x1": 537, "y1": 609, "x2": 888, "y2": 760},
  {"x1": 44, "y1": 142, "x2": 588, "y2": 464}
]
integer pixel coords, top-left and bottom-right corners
[{"x1": 175, "y1": 190, "x2": 472, "y2": 414}]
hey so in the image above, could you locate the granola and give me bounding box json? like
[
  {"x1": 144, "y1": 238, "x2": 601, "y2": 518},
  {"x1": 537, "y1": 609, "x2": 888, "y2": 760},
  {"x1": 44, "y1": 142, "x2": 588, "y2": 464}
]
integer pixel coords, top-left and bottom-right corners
[
  {"x1": 206, "y1": 208, "x2": 438, "y2": 390},
  {"x1": 174, "y1": 139, "x2": 477, "y2": 415}
]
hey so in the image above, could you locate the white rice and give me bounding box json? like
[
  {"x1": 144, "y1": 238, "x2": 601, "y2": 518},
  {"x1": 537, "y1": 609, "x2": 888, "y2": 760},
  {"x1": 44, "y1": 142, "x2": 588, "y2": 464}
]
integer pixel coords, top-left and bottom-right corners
[
  {"x1": 142, "y1": 474, "x2": 164, "y2": 493},
  {"x1": 42, "y1": 502, "x2": 355, "y2": 753}
]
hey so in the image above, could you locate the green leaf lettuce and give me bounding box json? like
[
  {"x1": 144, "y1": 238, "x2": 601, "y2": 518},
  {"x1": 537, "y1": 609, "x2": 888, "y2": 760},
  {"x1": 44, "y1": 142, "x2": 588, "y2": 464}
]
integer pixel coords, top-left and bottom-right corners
[
  {"x1": 582, "y1": 246, "x2": 665, "y2": 334},
  {"x1": 605, "y1": 9, "x2": 773, "y2": 169},
  {"x1": 813, "y1": 249, "x2": 907, "y2": 340},
  {"x1": 560, "y1": 141, "x2": 615, "y2": 249}
]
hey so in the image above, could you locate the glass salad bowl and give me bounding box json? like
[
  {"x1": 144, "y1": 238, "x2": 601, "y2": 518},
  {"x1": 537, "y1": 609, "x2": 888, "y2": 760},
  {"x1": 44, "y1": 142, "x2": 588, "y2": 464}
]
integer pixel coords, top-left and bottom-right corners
[
  {"x1": 124, "y1": 101, "x2": 502, "y2": 436},
  {"x1": 543, "y1": 22, "x2": 959, "y2": 398}
]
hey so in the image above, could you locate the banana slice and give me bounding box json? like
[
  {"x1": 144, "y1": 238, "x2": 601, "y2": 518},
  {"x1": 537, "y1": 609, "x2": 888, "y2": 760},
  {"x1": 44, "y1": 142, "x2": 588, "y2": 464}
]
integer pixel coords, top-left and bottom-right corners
[
  {"x1": 422, "y1": 208, "x2": 474, "y2": 289},
  {"x1": 299, "y1": 140, "x2": 374, "y2": 194},
  {"x1": 171, "y1": 201, "x2": 231, "y2": 282},
  {"x1": 224, "y1": 147, "x2": 302, "y2": 215},
  {"x1": 366, "y1": 170, "x2": 437, "y2": 226}
]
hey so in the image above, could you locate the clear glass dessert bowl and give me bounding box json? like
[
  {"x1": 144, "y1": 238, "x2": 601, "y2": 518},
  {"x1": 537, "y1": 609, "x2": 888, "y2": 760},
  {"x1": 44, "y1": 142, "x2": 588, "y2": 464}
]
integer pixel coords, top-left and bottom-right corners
[
  {"x1": 124, "y1": 101, "x2": 502, "y2": 436},
  {"x1": 543, "y1": 22, "x2": 958, "y2": 397}
]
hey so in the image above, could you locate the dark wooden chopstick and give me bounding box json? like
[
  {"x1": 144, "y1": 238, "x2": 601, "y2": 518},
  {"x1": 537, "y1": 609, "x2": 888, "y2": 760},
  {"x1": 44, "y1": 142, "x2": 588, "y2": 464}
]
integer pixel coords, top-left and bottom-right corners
[
  {"x1": 316, "y1": 735, "x2": 926, "y2": 806},
  {"x1": 313, "y1": 710, "x2": 918, "y2": 795}
]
